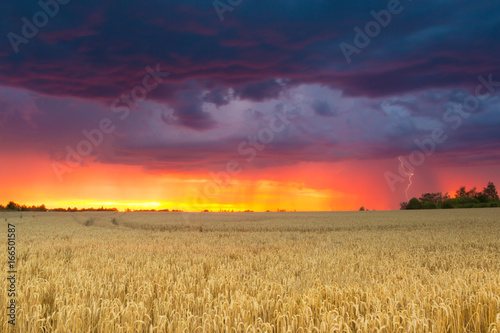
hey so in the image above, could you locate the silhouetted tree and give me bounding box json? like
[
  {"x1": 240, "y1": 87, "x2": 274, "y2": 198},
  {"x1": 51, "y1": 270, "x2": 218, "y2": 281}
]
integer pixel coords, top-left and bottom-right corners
[
  {"x1": 419, "y1": 192, "x2": 446, "y2": 204},
  {"x1": 359, "y1": 206, "x2": 365, "y2": 211},
  {"x1": 466, "y1": 187, "x2": 477, "y2": 198},
  {"x1": 406, "y1": 198, "x2": 422, "y2": 210},
  {"x1": 483, "y1": 182, "x2": 499, "y2": 200},
  {"x1": 6, "y1": 201, "x2": 20, "y2": 211},
  {"x1": 474, "y1": 192, "x2": 489, "y2": 203},
  {"x1": 405, "y1": 182, "x2": 499, "y2": 210},
  {"x1": 400, "y1": 202, "x2": 408, "y2": 210},
  {"x1": 455, "y1": 186, "x2": 467, "y2": 198}
]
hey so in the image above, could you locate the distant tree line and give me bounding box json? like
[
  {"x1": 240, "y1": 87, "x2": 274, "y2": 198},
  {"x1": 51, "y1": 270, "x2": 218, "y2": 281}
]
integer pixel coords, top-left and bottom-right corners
[
  {"x1": 400, "y1": 182, "x2": 499, "y2": 210},
  {"x1": 0, "y1": 202, "x2": 47, "y2": 211},
  {"x1": 0, "y1": 202, "x2": 118, "y2": 212}
]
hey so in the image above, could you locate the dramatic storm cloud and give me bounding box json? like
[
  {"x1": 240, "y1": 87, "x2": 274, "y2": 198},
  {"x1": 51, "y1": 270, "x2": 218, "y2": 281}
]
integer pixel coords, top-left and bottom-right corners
[{"x1": 0, "y1": 0, "x2": 499, "y2": 210}]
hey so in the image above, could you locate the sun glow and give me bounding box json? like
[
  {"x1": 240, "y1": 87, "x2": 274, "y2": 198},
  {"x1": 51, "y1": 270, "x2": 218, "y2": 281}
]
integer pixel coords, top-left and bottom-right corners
[{"x1": 53, "y1": 201, "x2": 167, "y2": 211}]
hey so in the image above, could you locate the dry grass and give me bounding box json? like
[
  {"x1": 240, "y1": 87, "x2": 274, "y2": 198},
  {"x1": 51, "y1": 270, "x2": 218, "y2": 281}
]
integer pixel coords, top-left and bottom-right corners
[{"x1": 1, "y1": 209, "x2": 500, "y2": 332}]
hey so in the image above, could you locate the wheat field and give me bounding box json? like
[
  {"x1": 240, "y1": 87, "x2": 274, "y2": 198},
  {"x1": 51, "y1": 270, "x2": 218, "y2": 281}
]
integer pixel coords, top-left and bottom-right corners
[{"x1": 1, "y1": 209, "x2": 499, "y2": 332}]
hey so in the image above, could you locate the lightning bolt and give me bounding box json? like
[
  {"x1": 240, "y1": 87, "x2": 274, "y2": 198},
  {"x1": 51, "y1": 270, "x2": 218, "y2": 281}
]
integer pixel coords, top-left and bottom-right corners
[{"x1": 398, "y1": 156, "x2": 414, "y2": 201}]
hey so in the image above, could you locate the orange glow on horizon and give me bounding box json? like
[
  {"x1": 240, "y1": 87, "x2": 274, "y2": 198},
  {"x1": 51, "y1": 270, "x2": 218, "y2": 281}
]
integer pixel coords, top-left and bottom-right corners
[{"x1": 1, "y1": 153, "x2": 498, "y2": 212}]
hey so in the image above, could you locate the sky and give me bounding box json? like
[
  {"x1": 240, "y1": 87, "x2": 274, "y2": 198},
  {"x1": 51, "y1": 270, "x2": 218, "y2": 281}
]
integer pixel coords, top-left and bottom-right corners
[{"x1": 0, "y1": 0, "x2": 499, "y2": 211}]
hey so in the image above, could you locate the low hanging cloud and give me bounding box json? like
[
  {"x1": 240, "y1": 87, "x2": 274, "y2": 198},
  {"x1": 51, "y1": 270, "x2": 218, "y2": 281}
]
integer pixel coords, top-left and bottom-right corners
[{"x1": 1, "y1": 82, "x2": 499, "y2": 176}]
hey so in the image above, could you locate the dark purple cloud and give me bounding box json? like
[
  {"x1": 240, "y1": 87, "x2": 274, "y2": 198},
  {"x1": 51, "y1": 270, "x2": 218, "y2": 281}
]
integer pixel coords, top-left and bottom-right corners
[
  {"x1": 1, "y1": 83, "x2": 499, "y2": 175},
  {"x1": 1, "y1": 0, "x2": 499, "y2": 102},
  {"x1": 0, "y1": 0, "x2": 499, "y2": 178}
]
